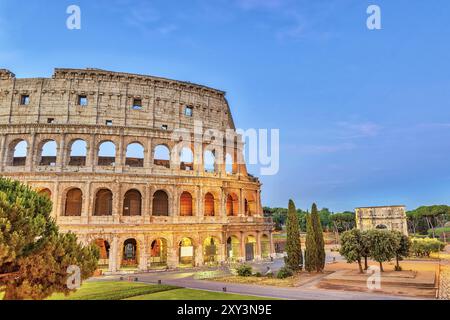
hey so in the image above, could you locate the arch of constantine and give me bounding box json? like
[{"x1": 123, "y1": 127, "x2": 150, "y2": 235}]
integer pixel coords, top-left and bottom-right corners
[{"x1": 0, "y1": 68, "x2": 274, "y2": 272}]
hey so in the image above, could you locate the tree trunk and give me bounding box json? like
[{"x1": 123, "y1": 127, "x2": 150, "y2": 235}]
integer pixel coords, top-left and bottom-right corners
[
  {"x1": 357, "y1": 259, "x2": 363, "y2": 273},
  {"x1": 396, "y1": 255, "x2": 400, "y2": 271},
  {"x1": 379, "y1": 261, "x2": 384, "y2": 272},
  {"x1": 364, "y1": 256, "x2": 368, "y2": 270}
]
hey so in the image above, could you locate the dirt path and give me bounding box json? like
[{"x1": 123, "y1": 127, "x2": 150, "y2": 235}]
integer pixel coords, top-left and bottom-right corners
[{"x1": 438, "y1": 245, "x2": 450, "y2": 300}]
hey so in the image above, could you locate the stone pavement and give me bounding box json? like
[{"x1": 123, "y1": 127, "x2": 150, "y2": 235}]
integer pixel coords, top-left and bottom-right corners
[{"x1": 438, "y1": 245, "x2": 450, "y2": 300}]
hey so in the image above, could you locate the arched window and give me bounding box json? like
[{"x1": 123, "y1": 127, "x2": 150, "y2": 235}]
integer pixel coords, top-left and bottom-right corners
[
  {"x1": 40, "y1": 140, "x2": 57, "y2": 166},
  {"x1": 204, "y1": 193, "x2": 215, "y2": 216},
  {"x1": 204, "y1": 150, "x2": 215, "y2": 172},
  {"x1": 179, "y1": 237, "x2": 194, "y2": 266},
  {"x1": 123, "y1": 189, "x2": 142, "y2": 216},
  {"x1": 94, "y1": 189, "x2": 113, "y2": 216},
  {"x1": 245, "y1": 235, "x2": 256, "y2": 261},
  {"x1": 69, "y1": 139, "x2": 87, "y2": 166},
  {"x1": 180, "y1": 147, "x2": 193, "y2": 171},
  {"x1": 38, "y1": 188, "x2": 52, "y2": 199},
  {"x1": 376, "y1": 224, "x2": 387, "y2": 230},
  {"x1": 180, "y1": 191, "x2": 193, "y2": 216},
  {"x1": 261, "y1": 235, "x2": 270, "y2": 259},
  {"x1": 126, "y1": 143, "x2": 144, "y2": 167},
  {"x1": 65, "y1": 188, "x2": 82, "y2": 216},
  {"x1": 153, "y1": 190, "x2": 169, "y2": 216},
  {"x1": 226, "y1": 236, "x2": 240, "y2": 260},
  {"x1": 98, "y1": 141, "x2": 116, "y2": 166},
  {"x1": 154, "y1": 145, "x2": 170, "y2": 168},
  {"x1": 226, "y1": 193, "x2": 239, "y2": 216},
  {"x1": 203, "y1": 237, "x2": 219, "y2": 264},
  {"x1": 150, "y1": 238, "x2": 167, "y2": 266},
  {"x1": 225, "y1": 153, "x2": 233, "y2": 174},
  {"x1": 122, "y1": 238, "x2": 138, "y2": 266},
  {"x1": 94, "y1": 239, "x2": 110, "y2": 267},
  {"x1": 10, "y1": 140, "x2": 27, "y2": 166}
]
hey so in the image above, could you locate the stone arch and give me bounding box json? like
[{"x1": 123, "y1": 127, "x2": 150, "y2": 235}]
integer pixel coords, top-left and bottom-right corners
[
  {"x1": 225, "y1": 153, "x2": 233, "y2": 174},
  {"x1": 204, "y1": 192, "x2": 215, "y2": 216},
  {"x1": 38, "y1": 139, "x2": 57, "y2": 166},
  {"x1": 93, "y1": 239, "x2": 110, "y2": 267},
  {"x1": 8, "y1": 139, "x2": 28, "y2": 166},
  {"x1": 149, "y1": 238, "x2": 168, "y2": 267},
  {"x1": 180, "y1": 191, "x2": 193, "y2": 216},
  {"x1": 125, "y1": 142, "x2": 144, "y2": 167},
  {"x1": 261, "y1": 234, "x2": 270, "y2": 259},
  {"x1": 204, "y1": 150, "x2": 215, "y2": 172},
  {"x1": 38, "y1": 188, "x2": 52, "y2": 199},
  {"x1": 245, "y1": 235, "x2": 257, "y2": 261},
  {"x1": 179, "y1": 237, "x2": 195, "y2": 266},
  {"x1": 153, "y1": 144, "x2": 170, "y2": 168},
  {"x1": 226, "y1": 193, "x2": 239, "y2": 216},
  {"x1": 94, "y1": 188, "x2": 113, "y2": 216},
  {"x1": 122, "y1": 238, "x2": 138, "y2": 267},
  {"x1": 97, "y1": 141, "x2": 116, "y2": 166},
  {"x1": 226, "y1": 236, "x2": 240, "y2": 260},
  {"x1": 203, "y1": 236, "x2": 220, "y2": 264},
  {"x1": 153, "y1": 190, "x2": 169, "y2": 216},
  {"x1": 376, "y1": 224, "x2": 388, "y2": 230},
  {"x1": 179, "y1": 146, "x2": 194, "y2": 171},
  {"x1": 68, "y1": 139, "x2": 87, "y2": 166},
  {"x1": 123, "y1": 189, "x2": 142, "y2": 216},
  {"x1": 244, "y1": 192, "x2": 257, "y2": 216},
  {"x1": 64, "y1": 188, "x2": 83, "y2": 216}
]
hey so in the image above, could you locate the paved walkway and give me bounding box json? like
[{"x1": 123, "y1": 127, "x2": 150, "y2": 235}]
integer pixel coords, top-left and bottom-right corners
[
  {"x1": 438, "y1": 245, "x2": 450, "y2": 300},
  {"x1": 95, "y1": 268, "x2": 412, "y2": 300}
]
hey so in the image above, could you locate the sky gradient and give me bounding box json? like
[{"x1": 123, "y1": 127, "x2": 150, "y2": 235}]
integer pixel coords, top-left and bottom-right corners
[{"x1": 1, "y1": 0, "x2": 450, "y2": 212}]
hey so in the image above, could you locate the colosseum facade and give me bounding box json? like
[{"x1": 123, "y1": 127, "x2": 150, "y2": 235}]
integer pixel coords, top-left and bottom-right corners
[{"x1": 0, "y1": 68, "x2": 274, "y2": 272}]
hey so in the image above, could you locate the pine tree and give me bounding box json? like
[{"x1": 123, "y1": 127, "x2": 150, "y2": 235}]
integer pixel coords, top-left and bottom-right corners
[
  {"x1": 305, "y1": 203, "x2": 326, "y2": 272},
  {"x1": 284, "y1": 199, "x2": 303, "y2": 271}
]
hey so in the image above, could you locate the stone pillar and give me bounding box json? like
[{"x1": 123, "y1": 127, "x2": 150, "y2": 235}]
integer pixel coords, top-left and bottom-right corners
[
  {"x1": 26, "y1": 133, "x2": 36, "y2": 171},
  {"x1": 138, "y1": 236, "x2": 148, "y2": 271},
  {"x1": 0, "y1": 134, "x2": 6, "y2": 171},
  {"x1": 240, "y1": 232, "x2": 246, "y2": 262},
  {"x1": 167, "y1": 238, "x2": 178, "y2": 268},
  {"x1": 57, "y1": 133, "x2": 66, "y2": 170},
  {"x1": 239, "y1": 188, "x2": 244, "y2": 217},
  {"x1": 195, "y1": 243, "x2": 203, "y2": 267},
  {"x1": 197, "y1": 186, "x2": 202, "y2": 218},
  {"x1": 145, "y1": 138, "x2": 153, "y2": 168},
  {"x1": 116, "y1": 134, "x2": 124, "y2": 173},
  {"x1": 83, "y1": 182, "x2": 91, "y2": 224},
  {"x1": 109, "y1": 236, "x2": 118, "y2": 273},
  {"x1": 88, "y1": 134, "x2": 96, "y2": 171},
  {"x1": 255, "y1": 232, "x2": 262, "y2": 261}
]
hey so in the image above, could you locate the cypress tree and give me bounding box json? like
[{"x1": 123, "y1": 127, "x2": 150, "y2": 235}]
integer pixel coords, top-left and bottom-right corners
[
  {"x1": 305, "y1": 203, "x2": 326, "y2": 272},
  {"x1": 284, "y1": 199, "x2": 303, "y2": 271}
]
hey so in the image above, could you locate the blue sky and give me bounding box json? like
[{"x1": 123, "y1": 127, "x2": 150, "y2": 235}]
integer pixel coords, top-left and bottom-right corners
[{"x1": 1, "y1": 0, "x2": 450, "y2": 212}]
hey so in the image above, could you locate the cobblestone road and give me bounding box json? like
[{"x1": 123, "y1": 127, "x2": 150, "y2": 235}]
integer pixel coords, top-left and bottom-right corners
[{"x1": 438, "y1": 246, "x2": 450, "y2": 300}]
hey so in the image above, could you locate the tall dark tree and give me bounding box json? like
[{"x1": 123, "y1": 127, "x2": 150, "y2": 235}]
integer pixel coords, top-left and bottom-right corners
[
  {"x1": 392, "y1": 231, "x2": 410, "y2": 271},
  {"x1": 305, "y1": 203, "x2": 326, "y2": 272},
  {"x1": 0, "y1": 178, "x2": 99, "y2": 300},
  {"x1": 304, "y1": 213, "x2": 316, "y2": 272},
  {"x1": 284, "y1": 200, "x2": 303, "y2": 271},
  {"x1": 339, "y1": 229, "x2": 365, "y2": 273}
]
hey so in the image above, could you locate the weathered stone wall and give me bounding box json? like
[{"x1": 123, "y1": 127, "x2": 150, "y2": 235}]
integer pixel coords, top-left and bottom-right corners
[{"x1": 0, "y1": 68, "x2": 274, "y2": 272}]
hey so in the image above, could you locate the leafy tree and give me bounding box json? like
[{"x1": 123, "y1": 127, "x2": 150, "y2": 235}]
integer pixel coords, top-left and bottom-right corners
[
  {"x1": 339, "y1": 229, "x2": 365, "y2": 273},
  {"x1": 0, "y1": 178, "x2": 99, "y2": 300},
  {"x1": 361, "y1": 231, "x2": 371, "y2": 270},
  {"x1": 407, "y1": 205, "x2": 450, "y2": 236},
  {"x1": 284, "y1": 200, "x2": 303, "y2": 271},
  {"x1": 392, "y1": 231, "x2": 410, "y2": 271},
  {"x1": 330, "y1": 211, "x2": 356, "y2": 233},
  {"x1": 305, "y1": 203, "x2": 326, "y2": 272},
  {"x1": 366, "y1": 229, "x2": 397, "y2": 272}
]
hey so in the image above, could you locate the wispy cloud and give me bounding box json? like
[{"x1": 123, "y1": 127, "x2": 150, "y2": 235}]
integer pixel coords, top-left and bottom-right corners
[
  {"x1": 296, "y1": 142, "x2": 356, "y2": 155},
  {"x1": 235, "y1": 0, "x2": 285, "y2": 10},
  {"x1": 337, "y1": 121, "x2": 381, "y2": 139}
]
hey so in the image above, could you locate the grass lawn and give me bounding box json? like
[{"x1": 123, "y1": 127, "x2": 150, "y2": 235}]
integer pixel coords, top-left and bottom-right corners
[{"x1": 125, "y1": 288, "x2": 275, "y2": 300}]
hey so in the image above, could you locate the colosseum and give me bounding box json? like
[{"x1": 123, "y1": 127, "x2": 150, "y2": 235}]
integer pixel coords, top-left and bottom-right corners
[{"x1": 0, "y1": 68, "x2": 274, "y2": 272}]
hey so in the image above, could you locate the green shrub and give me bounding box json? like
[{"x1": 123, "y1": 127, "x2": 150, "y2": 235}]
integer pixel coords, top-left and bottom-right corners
[
  {"x1": 276, "y1": 266, "x2": 294, "y2": 279},
  {"x1": 410, "y1": 238, "x2": 445, "y2": 257},
  {"x1": 254, "y1": 272, "x2": 262, "y2": 277},
  {"x1": 236, "y1": 264, "x2": 252, "y2": 277},
  {"x1": 428, "y1": 227, "x2": 450, "y2": 238}
]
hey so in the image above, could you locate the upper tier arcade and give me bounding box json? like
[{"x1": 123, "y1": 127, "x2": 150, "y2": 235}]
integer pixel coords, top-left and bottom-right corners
[{"x1": 0, "y1": 68, "x2": 235, "y2": 131}]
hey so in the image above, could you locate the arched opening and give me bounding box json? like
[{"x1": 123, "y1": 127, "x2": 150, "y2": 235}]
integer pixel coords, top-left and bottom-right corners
[
  {"x1": 225, "y1": 153, "x2": 233, "y2": 174},
  {"x1": 226, "y1": 193, "x2": 239, "y2": 216},
  {"x1": 245, "y1": 193, "x2": 257, "y2": 216},
  {"x1": 64, "y1": 188, "x2": 82, "y2": 216},
  {"x1": 38, "y1": 188, "x2": 51, "y2": 199},
  {"x1": 179, "y1": 237, "x2": 194, "y2": 266},
  {"x1": 152, "y1": 190, "x2": 169, "y2": 216},
  {"x1": 204, "y1": 192, "x2": 215, "y2": 216},
  {"x1": 94, "y1": 189, "x2": 113, "y2": 216},
  {"x1": 123, "y1": 189, "x2": 142, "y2": 216},
  {"x1": 10, "y1": 140, "x2": 27, "y2": 166},
  {"x1": 245, "y1": 235, "x2": 256, "y2": 261},
  {"x1": 226, "y1": 236, "x2": 240, "y2": 261},
  {"x1": 122, "y1": 238, "x2": 138, "y2": 267},
  {"x1": 98, "y1": 141, "x2": 116, "y2": 166},
  {"x1": 376, "y1": 224, "x2": 388, "y2": 230},
  {"x1": 125, "y1": 142, "x2": 144, "y2": 167},
  {"x1": 69, "y1": 139, "x2": 87, "y2": 166},
  {"x1": 39, "y1": 140, "x2": 57, "y2": 166},
  {"x1": 154, "y1": 145, "x2": 170, "y2": 168},
  {"x1": 261, "y1": 235, "x2": 270, "y2": 259},
  {"x1": 180, "y1": 147, "x2": 194, "y2": 171},
  {"x1": 204, "y1": 150, "x2": 215, "y2": 173},
  {"x1": 149, "y1": 238, "x2": 167, "y2": 267},
  {"x1": 180, "y1": 191, "x2": 193, "y2": 216},
  {"x1": 94, "y1": 239, "x2": 110, "y2": 268},
  {"x1": 203, "y1": 237, "x2": 219, "y2": 265}
]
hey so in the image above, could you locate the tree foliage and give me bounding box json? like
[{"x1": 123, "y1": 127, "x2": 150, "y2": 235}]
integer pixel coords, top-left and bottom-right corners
[
  {"x1": 304, "y1": 203, "x2": 325, "y2": 272},
  {"x1": 284, "y1": 200, "x2": 303, "y2": 271},
  {"x1": 366, "y1": 229, "x2": 397, "y2": 272},
  {"x1": 339, "y1": 229, "x2": 365, "y2": 273},
  {"x1": 0, "y1": 178, "x2": 99, "y2": 300}
]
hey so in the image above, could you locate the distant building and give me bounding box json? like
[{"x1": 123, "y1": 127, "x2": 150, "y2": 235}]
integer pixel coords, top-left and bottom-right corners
[{"x1": 355, "y1": 205, "x2": 408, "y2": 235}]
